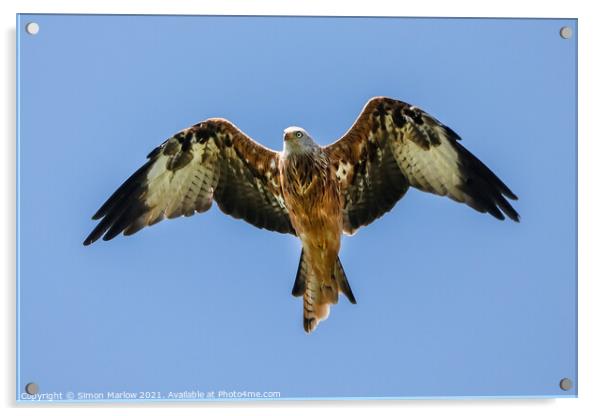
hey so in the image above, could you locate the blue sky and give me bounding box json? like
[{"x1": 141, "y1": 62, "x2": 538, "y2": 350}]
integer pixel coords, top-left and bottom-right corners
[{"x1": 17, "y1": 15, "x2": 576, "y2": 400}]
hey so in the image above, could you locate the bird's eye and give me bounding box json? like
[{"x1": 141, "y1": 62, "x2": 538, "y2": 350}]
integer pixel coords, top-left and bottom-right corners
[{"x1": 295, "y1": 131, "x2": 303, "y2": 138}]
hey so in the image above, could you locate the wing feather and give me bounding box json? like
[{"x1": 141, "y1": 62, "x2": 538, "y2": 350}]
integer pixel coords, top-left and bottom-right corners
[
  {"x1": 84, "y1": 119, "x2": 294, "y2": 245},
  {"x1": 325, "y1": 97, "x2": 519, "y2": 234}
]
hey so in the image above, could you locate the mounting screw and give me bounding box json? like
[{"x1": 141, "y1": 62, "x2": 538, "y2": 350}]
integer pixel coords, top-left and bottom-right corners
[
  {"x1": 559, "y1": 378, "x2": 573, "y2": 391},
  {"x1": 559, "y1": 26, "x2": 572, "y2": 39},
  {"x1": 25, "y1": 382, "x2": 38, "y2": 395},
  {"x1": 25, "y1": 22, "x2": 40, "y2": 35}
]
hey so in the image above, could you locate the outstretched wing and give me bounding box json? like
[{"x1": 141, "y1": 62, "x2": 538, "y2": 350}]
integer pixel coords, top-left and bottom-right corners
[
  {"x1": 84, "y1": 119, "x2": 294, "y2": 245},
  {"x1": 325, "y1": 97, "x2": 519, "y2": 235}
]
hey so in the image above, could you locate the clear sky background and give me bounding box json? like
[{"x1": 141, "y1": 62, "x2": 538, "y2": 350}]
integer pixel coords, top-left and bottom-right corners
[{"x1": 17, "y1": 15, "x2": 576, "y2": 400}]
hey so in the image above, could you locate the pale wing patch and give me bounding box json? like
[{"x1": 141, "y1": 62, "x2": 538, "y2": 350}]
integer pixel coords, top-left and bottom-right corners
[
  {"x1": 145, "y1": 141, "x2": 220, "y2": 222},
  {"x1": 391, "y1": 119, "x2": 463, "y2": 198}
]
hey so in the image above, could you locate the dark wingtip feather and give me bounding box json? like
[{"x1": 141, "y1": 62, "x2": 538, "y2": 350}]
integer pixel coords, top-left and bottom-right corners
[
  {"x1": 88, "y1": 160, "x2": 154, "y2": 225},
  {"x1": 102, "y1": 233, "x2": 117, "y2": 242},
  {"x1": 83, "y1": 224, "x2": 106, "y2": 246},
  {"x1": 506, "y1": 191, "x2": 519, "y2": 201},
  {"x1": 499, "y1": 186, "x2": 518, "y2": 201},
  {"x1": 507, "y1": 209, "x2": 520, "y2": 222},
  {"x1": 454, "y1": 142, "x2": 520, "y2": 224},
  {"x1": 488, "y1": 206, "x2": 505, "y2": 220},
  {"x1": 497, "y1": 195, "x2": 520, "y2": 222},
  {"x1": 480, "y1": 196, "x2": 520, "y2": 222},
  {"x1": 84, "y1": 161, "x2": 153, "y2": 246}
]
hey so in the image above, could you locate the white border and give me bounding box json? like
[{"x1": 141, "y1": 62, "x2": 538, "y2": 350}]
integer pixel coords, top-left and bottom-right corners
[{"x1": 3, "y1": 1, "x2": 600, "y2": 415}]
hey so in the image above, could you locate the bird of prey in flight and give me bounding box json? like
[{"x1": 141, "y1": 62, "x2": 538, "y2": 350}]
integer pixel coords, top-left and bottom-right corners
[{"x1": 84, "y1": 96, "x2": 519, "y2": 333}]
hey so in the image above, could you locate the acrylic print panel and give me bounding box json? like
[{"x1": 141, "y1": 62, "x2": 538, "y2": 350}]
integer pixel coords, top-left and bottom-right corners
[{"x1": 16, "y1": 15, "x2": 577, "y2": 402}]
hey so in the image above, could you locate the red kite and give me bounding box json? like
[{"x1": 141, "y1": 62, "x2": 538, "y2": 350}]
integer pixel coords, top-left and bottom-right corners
[{"x1": 84, "y1": 97, "x2": 519, "y2": 333}]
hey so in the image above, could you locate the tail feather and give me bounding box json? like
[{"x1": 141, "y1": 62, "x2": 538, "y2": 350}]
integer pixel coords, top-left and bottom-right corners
[
  {"x1": 334, "y1": 256, "x2": 357, "y2": 304},
  {"x1": 292, "y1": 250, "x2": 308, "y2": 297},
  {"x1": 303, "y1": 279, "x2": 333, "y2": 333},
  {"x1": 292, "y1": 250, "x2": 356, "y2": 333}
]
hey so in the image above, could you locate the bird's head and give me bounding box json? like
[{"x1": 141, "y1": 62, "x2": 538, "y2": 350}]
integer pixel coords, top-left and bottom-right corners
[{"x1": 282, "y1": 126, "x2": 318, "y2": 156}]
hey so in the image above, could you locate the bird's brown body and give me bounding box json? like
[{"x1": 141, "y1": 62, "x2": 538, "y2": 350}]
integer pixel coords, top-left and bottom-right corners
[{"x1": 280, "y1": 148, "x2": 344, "y2": 331}]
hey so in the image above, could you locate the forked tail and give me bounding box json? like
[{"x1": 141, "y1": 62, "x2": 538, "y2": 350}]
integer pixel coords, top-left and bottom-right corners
[{"x1": 292, "y1": 249, "x2": 356, "y2": 333}]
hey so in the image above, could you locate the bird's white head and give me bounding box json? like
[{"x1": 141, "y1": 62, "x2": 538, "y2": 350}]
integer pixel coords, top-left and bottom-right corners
[{"x1": 282, "y1": 126, "x2": 318, "y2": 156}]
